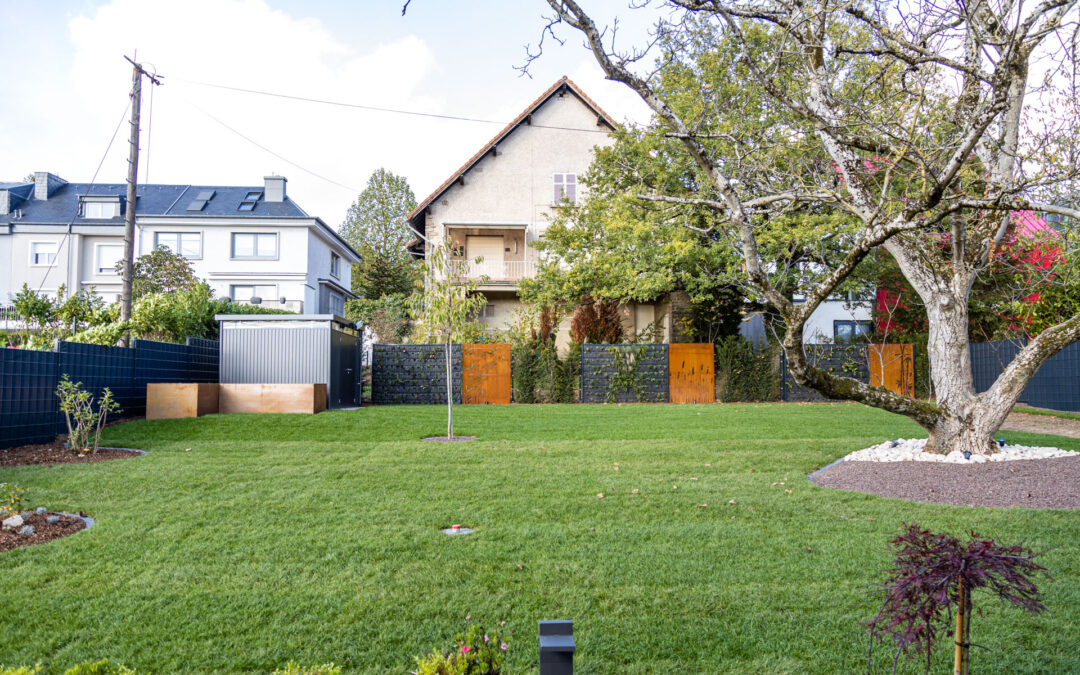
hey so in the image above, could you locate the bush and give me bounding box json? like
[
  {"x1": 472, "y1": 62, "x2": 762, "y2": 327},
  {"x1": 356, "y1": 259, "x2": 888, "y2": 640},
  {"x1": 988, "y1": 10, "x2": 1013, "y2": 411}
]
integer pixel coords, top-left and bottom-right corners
[
  {"x1": 413, "y1": 622, "x2": 509, "y2": 675},
  {"x1": 0, "y1": 483, "x2": 28, "y2": 518},
  {"x1": 270, "y1": 663, "x2": 341, "y2": 675},
  {"x1": 62, "y1": 661, "x2": 136, "y2": 675},
  {"x1": 56, "y1": 375, "x2": 122, "y2": 455},
  {"x1": 512, "y1": 341, "x2": 578, "y2": 403},
  {"x1": 0, "y1": 666, "x2": 41, "y2": 675},
  {"x1": 714, "y1": 336, "x2": 780, "y2": 402}
]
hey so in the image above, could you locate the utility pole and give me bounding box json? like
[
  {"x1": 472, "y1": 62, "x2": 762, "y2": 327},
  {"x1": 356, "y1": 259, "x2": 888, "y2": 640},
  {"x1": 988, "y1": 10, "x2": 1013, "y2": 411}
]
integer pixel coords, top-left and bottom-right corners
[{"x1": 118, "y1": 55, "x2": 162, "y2": 346}]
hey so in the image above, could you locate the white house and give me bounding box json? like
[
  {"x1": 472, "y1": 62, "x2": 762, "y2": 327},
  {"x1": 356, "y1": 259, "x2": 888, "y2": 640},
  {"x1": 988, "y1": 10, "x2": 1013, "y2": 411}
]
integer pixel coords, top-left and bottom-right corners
[
  {"x1": 0, "y1": 173, "x2": 359, "y2": 315},
  {"x1": 407, "y1": 77, "x2": 870, "y2": 347}
]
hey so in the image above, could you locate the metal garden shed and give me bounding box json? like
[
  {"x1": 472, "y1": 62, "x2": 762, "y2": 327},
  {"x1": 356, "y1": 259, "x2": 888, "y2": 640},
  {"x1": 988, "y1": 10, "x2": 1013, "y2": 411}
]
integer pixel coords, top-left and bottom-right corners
[{"x1": 215, "y1": 314, "x2": 362, "y2": 409}]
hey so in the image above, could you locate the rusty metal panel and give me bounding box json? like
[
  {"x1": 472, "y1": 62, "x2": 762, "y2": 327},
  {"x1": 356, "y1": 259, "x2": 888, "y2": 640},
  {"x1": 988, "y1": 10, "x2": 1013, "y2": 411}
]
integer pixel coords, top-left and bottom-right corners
[
  {"x1": 869, "y1": 344, "x2": 915, "y2": 397},
  {"x1": 462, "y1": 343, "x2": 511, "y2": 404},
  {"x1": 669, "y1": 343, "x2": 715, "y2": 404}
]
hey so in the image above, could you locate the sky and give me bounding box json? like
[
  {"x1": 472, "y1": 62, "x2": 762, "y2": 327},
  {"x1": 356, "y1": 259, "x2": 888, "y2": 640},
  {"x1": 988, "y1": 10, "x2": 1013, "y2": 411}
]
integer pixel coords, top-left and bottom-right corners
[{"x1": 0, "y1": 0, "x2": 655, "y2": 226}]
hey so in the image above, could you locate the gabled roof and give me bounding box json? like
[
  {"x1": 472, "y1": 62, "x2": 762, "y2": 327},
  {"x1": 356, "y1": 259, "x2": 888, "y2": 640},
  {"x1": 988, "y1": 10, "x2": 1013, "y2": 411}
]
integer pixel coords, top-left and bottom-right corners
[{"x1": 407, "y1": 76, "x2": 618, "y2": 229}]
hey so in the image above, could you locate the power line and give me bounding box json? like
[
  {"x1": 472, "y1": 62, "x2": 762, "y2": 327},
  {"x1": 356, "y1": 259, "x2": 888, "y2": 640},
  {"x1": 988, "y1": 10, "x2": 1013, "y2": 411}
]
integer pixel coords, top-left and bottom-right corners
[
  {"x1": 171, "y1": 76, "x2": 620, "y2": 134},
  {"x1": 188, "y1": 102, "x2": 361, "y2": 194},
  {"x1": 37, "y1": 99, "x2": 132, "y2": 294}
]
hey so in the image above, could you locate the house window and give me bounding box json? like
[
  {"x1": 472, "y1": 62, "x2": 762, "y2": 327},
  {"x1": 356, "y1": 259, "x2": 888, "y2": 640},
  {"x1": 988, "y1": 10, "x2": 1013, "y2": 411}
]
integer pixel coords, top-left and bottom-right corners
[
  {"x1": 834, "y1": 320, "x2": 872, "y2": 343},
  {"x1": 330, "y1": 252, "x2": 340, "y2": 278},
  {"x1": 95, "y1": 244, "x2": 123, "y2": 275},
  {"x1": 553, "y1": 173, "x2": 577, "y2": 204},
  {"x1": 155, "y1": 232, "x2": 202, "y2": 258},
  {"x1": 230, "y1": 284, "x2": 278, "y2": 302},
  {"x1": 83, "y1": 201, "x2": 119, "y2": 219},
  {"x1": 30, "y1": 241, "x2": 58, "y2": 267},
  {"x1": 231, "y1": 232, "x2": 277, "y2": 259},
  {"x1": 330, "y1": 292, "x2": 345, "y2": 317}
]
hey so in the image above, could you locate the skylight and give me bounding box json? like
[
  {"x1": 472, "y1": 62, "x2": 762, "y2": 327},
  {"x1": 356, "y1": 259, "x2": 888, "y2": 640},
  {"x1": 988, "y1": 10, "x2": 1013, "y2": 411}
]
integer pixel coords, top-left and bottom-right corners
[{"x1": 186, "y1": 200, "x2": 207, "y2": 212}]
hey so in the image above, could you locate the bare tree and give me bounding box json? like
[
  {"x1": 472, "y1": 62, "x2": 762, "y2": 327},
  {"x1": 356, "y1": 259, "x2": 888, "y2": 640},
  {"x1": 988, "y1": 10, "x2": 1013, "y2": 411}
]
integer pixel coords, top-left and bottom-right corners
[{"x1": 532, "y1": 0, "x2": 1080, "y2": 455}]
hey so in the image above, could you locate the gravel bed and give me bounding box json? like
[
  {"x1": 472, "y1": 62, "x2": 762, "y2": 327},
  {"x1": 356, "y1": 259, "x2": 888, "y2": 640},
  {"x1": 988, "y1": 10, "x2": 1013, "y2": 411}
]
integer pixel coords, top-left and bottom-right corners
[{"x1": 812, "y1": 455, "x2": 1080, "y2": 508}]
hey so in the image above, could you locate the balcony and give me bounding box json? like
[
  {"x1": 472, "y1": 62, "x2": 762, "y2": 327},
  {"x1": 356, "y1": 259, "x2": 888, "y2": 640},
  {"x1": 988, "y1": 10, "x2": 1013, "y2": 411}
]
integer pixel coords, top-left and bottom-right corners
[{"x1": 451, "y1": 259, "x2": 536, "y2": 285}]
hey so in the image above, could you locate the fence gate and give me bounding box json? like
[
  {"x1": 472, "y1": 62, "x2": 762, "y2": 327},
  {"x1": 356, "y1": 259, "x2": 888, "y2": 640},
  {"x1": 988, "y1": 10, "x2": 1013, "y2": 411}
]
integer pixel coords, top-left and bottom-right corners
[
  {"x1": 869, "y1": 344, "x2": 915, "y2": 397},
  {"x1": 462, "y1": 344, "x2": 511, "y2": 404},
  {"x1": 668, "y1": 343, "x2": 715, "y2": 404}
]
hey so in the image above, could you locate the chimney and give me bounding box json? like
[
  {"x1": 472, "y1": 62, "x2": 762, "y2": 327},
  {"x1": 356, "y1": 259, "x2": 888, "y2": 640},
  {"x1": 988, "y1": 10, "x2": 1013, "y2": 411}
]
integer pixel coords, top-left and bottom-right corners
[
  {"x1": 264, "y1": 175, "x2": 286, "y2": 202},
  {"x1": 34, "y1": 172, "x2": 67, "y2": 201}
]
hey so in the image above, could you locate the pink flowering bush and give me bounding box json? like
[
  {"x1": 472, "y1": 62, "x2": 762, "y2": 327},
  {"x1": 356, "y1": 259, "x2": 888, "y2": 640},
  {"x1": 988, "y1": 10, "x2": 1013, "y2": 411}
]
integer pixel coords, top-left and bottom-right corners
[{"x1": 412, "y1": 620, "x2": 509, "y2": 675}]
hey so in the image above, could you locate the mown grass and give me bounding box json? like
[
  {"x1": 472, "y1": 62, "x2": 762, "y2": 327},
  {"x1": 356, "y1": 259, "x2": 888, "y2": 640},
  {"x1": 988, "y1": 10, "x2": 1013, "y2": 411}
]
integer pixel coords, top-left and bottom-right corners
[{"x1": 1, "y1": 403, "x2": 1078, "y2": 674}]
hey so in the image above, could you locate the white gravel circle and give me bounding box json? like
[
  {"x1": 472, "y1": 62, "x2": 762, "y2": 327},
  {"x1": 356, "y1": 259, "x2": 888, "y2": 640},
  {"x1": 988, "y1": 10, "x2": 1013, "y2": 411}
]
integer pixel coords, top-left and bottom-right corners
[{"x1": 844, "y1": 438, "x2": 1078, "y2": 463}]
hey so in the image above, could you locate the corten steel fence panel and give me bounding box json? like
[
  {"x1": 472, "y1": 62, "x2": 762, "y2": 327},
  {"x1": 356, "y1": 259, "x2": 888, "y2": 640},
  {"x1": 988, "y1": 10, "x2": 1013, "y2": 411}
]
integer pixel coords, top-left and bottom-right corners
[
  {"x1": 0, "y1": 348, "x2": 60, "y2": 449},
  {"x1": 868, "y1": 344, "x2": 916, "y2": 397},
  {"x1": 668, "y1": 343, "x2": 715, "y2": 403},
  {"x1": 1, "y1": 339, "x2": 220, "y2": 450},
  {"x1": 782, "y1": 344, "x2": 871, "y2": 402},
  {"x1": 462, "y1": 344, "x2": 512, "y2": 404},
  {"x1": 371, "y1": 344, "x2": 462, "y2": 405},
  {"x1": 580, "y1": 344, "x2": 669, "y2": 403},
  {"x1": 970, "y1": 339, "x2": 1080, "y2": 412}
]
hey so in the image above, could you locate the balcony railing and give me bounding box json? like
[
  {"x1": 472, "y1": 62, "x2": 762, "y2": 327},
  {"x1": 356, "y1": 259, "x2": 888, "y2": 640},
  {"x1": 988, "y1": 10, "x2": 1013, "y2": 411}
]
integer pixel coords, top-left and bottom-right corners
[{"x1": 452, "y1": 260, "x2": 536, "y2": 283}]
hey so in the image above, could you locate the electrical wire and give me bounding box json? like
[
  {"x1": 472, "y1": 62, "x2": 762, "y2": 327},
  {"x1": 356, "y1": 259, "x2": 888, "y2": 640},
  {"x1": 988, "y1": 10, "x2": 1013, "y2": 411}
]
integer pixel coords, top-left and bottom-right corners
[
  {"x1": 187, "y1": 102, "x2": 361, "y2": 193},
  {"x1": 171, "y1": 76, "x2": 619, "y2": 134},
  {"x1": 36, "y1": 99, "x2": 132, "y2": 294}
]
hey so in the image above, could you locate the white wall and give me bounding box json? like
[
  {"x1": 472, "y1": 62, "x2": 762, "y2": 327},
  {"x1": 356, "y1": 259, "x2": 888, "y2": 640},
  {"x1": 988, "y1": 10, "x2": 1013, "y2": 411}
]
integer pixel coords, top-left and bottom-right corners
[{"x1": 803, "y1": 300, "x2": 873, "y2": 342}]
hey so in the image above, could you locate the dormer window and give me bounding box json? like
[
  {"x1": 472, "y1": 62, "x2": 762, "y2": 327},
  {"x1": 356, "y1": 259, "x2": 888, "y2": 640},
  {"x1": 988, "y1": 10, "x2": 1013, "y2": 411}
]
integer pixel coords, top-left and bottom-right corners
[
  {"x1": 553, "y1": 173, "x2": 577, "y2": 204},
  {"x1": 81, "y1": 196, "x2": 121, "y2": 219}
]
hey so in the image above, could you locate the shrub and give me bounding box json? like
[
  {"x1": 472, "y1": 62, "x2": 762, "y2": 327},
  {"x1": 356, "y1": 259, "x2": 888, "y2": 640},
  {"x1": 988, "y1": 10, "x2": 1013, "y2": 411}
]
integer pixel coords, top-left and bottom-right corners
[
  {"x1": 511, "y1": 342, "x2": 578, "y2": 403},
  {"x1": 0, "y1": 666, "x2": 42, "y2": 675},
  {"x1": 62, "y1": 661, "x2": 136, "y2": 675},
  {"x1": 413, "y1": 622, "x2": 509, "y2": 675},
  {"x1": 270, "y1": 663, "x2": 342, "y2": 675},
  {"x1": 0, "y1": 483, "x2": 28, "y2": 518},
  {"x1": 866, "y1": 523, "x2": 1048, "y2": 673},
  {"x1": 714, "y1": 336, "x2": 780, "y2": 402},
  {"x1": 570, "y1": 297, "x2": 623, "y2": 344},
  {"x1": 56, "y1": 375, "x2": 122, "y2": 455}
]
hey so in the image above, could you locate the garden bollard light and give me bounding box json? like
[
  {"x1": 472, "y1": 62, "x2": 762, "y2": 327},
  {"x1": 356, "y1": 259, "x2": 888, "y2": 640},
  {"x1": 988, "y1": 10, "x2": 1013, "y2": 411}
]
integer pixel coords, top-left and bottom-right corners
[{"x1": 539, "y1": 620, "x2": 575, "y2": 675}]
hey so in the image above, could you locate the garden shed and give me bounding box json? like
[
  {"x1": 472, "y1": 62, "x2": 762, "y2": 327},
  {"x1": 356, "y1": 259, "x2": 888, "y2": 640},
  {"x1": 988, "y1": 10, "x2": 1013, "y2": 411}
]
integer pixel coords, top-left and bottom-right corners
[{"x1": 216, "y1": 314, "x2": 362, "y2": 410}]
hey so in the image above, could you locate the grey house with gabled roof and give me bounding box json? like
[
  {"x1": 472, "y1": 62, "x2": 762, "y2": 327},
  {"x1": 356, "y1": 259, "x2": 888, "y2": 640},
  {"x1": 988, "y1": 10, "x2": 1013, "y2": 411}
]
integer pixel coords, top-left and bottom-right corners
[{"x1": 1, "y1": 173, "x2": 359, "y2": 315}]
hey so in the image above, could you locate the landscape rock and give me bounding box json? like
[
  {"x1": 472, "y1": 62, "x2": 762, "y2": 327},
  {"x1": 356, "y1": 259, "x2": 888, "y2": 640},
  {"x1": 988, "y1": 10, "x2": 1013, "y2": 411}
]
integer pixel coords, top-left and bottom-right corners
[
  {"x1": 845, "y1": 438, "x2": 1078, "y2": 463},
  {"x1": 18, "y1": 525, "x2": 35, "y2": 535},
  {"x1": 35, "y1": 507, "x2": 47, "y2": 515},
  {"x1": 2, "y1": 515, "x2": 24, "y2": 529},
  {"x1": 46, "y1": 516, "x2": 60, "y2": 524}
]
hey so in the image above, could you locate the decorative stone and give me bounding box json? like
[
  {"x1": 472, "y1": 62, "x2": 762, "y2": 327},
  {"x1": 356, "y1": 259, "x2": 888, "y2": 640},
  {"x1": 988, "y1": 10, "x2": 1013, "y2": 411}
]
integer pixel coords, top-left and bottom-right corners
[
  {"x1": 3, "y1": 515, "x2": 24, "y2": 529},
  {"x1": 844, "y1": 438, "x2": 1078, "y2": 463},
  {"x1": 35, "y1": 507, "x2": 47, "y2": 515},
  {"x1": 18, "y1": 525, "x2": 35, "y2": 535},
  {"x1": 46, "y1": 516, "x2": 60, "y2": 524}
]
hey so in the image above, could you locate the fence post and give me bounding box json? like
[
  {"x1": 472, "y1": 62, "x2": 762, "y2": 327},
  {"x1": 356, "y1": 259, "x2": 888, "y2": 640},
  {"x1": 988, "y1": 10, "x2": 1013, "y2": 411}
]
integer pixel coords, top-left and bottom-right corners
[{"x1": 539, "y1": 620, "x2": 574, "y2": 675}]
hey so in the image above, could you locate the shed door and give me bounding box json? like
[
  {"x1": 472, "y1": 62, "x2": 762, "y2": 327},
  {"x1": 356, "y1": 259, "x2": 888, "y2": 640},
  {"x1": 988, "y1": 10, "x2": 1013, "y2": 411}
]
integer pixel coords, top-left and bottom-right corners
[
  {"x1": 669, "y1": 343, "x2": 715, "y2": 403},
  {"x1": 462, "y1": 344, "x2": 511, "y2": 404},
  {"x1": 466, "y1": 236, "x2": 503, "y2": 278}
]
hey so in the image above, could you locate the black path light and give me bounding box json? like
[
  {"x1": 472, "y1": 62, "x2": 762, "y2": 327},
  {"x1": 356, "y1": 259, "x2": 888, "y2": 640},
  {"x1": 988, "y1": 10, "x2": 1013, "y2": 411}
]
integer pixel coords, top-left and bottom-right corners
[{"x1": 539, "y1": 620, "x2": 575, "y2": 675}]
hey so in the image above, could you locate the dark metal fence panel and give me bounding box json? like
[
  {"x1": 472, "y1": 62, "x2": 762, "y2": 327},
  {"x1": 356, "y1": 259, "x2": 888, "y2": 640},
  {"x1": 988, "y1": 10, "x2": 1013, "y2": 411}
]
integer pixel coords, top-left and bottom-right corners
[
  {"x1": 371, "y1": 344, "x2": 462, "y2": 405},
  {"x1": 782, "y1": 344, "x2": 870, "y2": 402},
  {"x1": 0, "y1": 348, "x2": 60, "y2": 448},
  {"x1": 971, "y1": 339, "x2": 1080, "y2": 412},
  {"x1": 1, "y1": 339, "x2": 220, "y2": 450},
  {"x1": 580, "y1": 344, "x2": 668, "y2": 403}
]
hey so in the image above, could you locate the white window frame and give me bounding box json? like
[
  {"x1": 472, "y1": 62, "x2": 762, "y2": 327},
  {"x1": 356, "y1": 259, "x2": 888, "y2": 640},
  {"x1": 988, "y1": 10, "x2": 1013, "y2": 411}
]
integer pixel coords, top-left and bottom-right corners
[
  {"x1": 330, "y1": 252, "x2": 341, "y2": 278},
  {"x1": 231, "y1": 232, "x2": 278, "y2": 260},
  {"x1": 229, "y1": 284, "x2": 279, "y2": 302},
  {"x1": 83, "y1": 201, "x2": 120, "y2": 219},
  {"x1": 154, "y1": 231, "x2": 203, "y2": 259},
  {"x1": 329, "y1": 292, "x2": 345, "y2": 317},
  {"x1": 29, "y1": 241, "x2": 59, "y2": 267},
  {"x1": 553, "y1": 173, "x2": 577, "y2": 205},
  {"x1": 94, "y1": 243, "x2": 123, "y2": 275}
]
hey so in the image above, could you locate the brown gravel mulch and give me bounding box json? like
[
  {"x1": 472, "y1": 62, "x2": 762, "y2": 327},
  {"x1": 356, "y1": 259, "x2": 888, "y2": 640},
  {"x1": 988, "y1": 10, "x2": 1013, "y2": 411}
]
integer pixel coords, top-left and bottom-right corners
[
  {"x1": 0, "y1": 512, "x2": 88, "y2": 552},
  {"x1": 0, "y1": 442, "x2": 143, "y2": 467},
  {"x1": 811, "y1": 455, "x2": 1080, "y2": 508}
]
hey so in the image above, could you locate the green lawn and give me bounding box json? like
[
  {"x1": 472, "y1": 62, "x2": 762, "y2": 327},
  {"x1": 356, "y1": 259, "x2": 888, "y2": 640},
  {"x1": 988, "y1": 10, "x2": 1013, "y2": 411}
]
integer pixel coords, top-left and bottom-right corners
[{"x1": 1, "y1": 403, "x2": 1078, "y2": 674}]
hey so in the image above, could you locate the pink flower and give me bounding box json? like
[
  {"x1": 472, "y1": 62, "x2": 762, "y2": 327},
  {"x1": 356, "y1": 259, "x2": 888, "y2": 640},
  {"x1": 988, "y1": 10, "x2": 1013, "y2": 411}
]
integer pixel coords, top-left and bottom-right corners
[
  {"x1": 484, "y1": 634, "x2": 490, "y2": 642},
  {"x1": 460, "y1": 645, "x2": 470, "y2": 654},
  {"x1": 500, "y1": 643, "x2": 507, "y2": 651},
  {"x1": 465, "y1": 614, "x2": 471, "y2": 621}
]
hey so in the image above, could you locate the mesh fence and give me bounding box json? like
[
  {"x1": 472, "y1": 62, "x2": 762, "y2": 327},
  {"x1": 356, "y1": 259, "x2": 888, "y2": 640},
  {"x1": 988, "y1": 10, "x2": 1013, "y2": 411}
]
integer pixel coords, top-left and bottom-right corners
[{"x1": 971, "y1": 339, "x2": 1080, "y2": 412}]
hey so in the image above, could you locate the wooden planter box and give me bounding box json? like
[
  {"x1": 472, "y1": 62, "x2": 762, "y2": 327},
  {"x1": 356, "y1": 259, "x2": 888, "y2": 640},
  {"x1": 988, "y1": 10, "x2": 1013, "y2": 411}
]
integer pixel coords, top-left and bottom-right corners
[
  {"x1": 218, "y1": 383, "x2": 327, "y2": 415},
  {"x1": 146, "y1": 383, "x2": 220, "y2": 419}
]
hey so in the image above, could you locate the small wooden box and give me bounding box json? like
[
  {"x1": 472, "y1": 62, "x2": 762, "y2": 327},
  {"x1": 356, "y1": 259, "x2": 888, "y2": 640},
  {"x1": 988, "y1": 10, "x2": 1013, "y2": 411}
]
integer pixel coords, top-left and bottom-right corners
[
  {"x1": 146, "y1": 383, "x2": 220, "y2": 419},
  {"x1": 218, "y1": 383, "x2": 327, "y2": 415}
]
